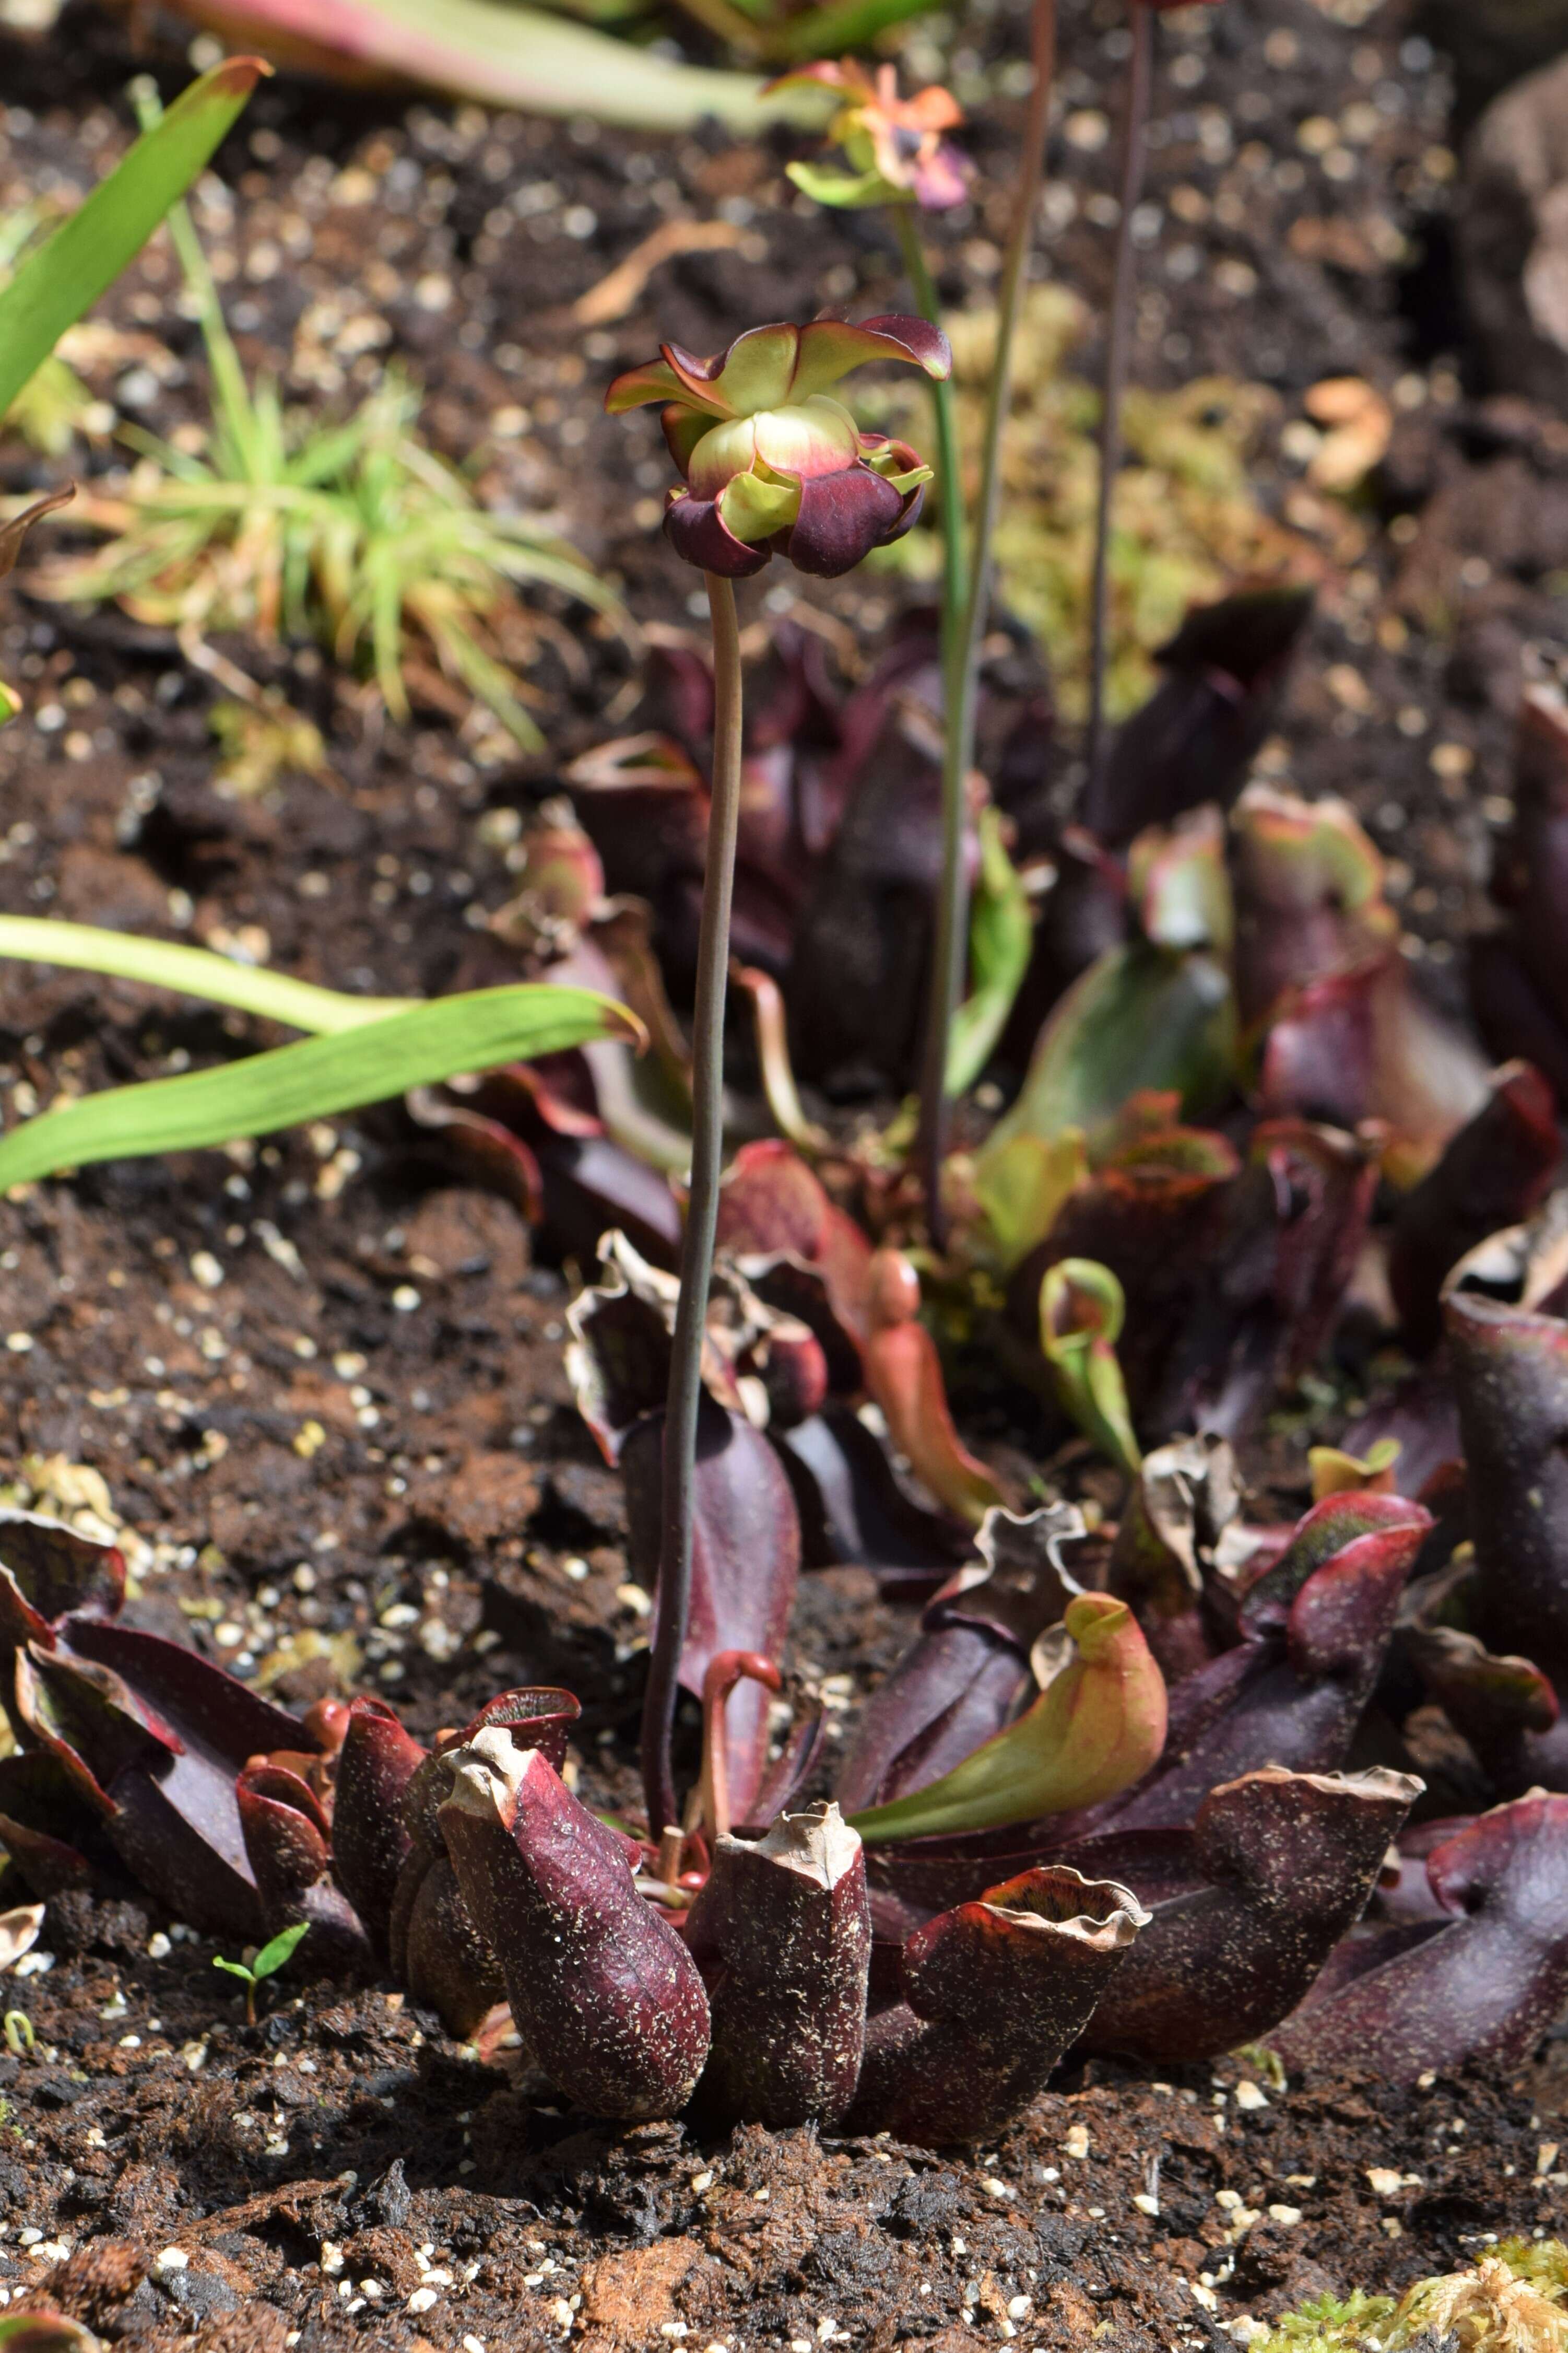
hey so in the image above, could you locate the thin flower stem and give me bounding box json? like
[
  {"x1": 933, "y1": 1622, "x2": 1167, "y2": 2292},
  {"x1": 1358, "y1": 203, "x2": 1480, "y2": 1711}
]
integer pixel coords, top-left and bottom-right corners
[
  {"x1": 643, "y1": 570, "x2": 745, "y2": 1837},
  {"x1": 1084, "y1": 0, "x2": 1155, "y2": 804},
  {"x1": 893, "y1": 205, "x2": 968, "y2": 686},
  {"x1": 916, "y1": 0, "x2": 1057, "y2": 1244}
]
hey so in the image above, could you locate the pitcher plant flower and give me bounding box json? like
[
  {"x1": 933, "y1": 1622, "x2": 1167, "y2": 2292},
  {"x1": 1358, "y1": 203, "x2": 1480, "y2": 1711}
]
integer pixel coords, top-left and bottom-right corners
[
  {"x1": 606, "y1": 316, "x2": 949, "y2": 579},
  {"x1": 769, "y1": 60, "x2": 970, "y2": 213}
]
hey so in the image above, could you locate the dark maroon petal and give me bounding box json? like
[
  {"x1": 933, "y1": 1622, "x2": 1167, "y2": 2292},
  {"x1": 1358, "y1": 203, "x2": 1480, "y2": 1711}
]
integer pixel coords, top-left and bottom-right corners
[
  {"x1": 845, "y1": 1867, "x2": 1143, "y2": 2144},
  {"x1": 1388, "y1": 1061, "x2": 1560, "y2": 1352},
  {"x1": 1269, "y1": 1792, "x2": 1568, "y2": 2081},
  {"x1": 776, "y1": 465, "x2": 905, "y2": 579},
  {"x1": 685, "y1": 1801, "x2": 870, "y2": 2128},
  {"x1": 331, "y1": 1698, "x2": 428, "y2": 1964},
  {"x1": 1073, "y1": 1765, "x2": 1419, "y2": 2061},
  {"x1": 440, "y1": 1732, "x2": 710, "y2": 2119},
  {"x1": 881, "y1": 479, "x2": 926, "y2": 546},
  {"x1": 844, "y1": 314, "x2": 953, "y2": 377},
  {"x1": 664, "y1": 491, "x2": 771, "y2": 577},
  {"x1": 623, "y1": 1397, "x2": 800, "y2": 1828}
]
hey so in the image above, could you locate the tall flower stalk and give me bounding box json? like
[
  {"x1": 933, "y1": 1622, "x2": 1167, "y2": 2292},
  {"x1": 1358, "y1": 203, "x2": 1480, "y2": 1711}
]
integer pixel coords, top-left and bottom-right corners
[
  {"x1": 641, "y1": 567, "x2": 744, "y2": 1834},
  {"x1": 1084, "y1": 0, "x2": 1156, "y2": 800},
  {"x1": 917, "y1": 0, "x2": 1058, "y2": 1237},
  {"x1": 607, "y1": 317, "x2": 949, "y2": 1832}
]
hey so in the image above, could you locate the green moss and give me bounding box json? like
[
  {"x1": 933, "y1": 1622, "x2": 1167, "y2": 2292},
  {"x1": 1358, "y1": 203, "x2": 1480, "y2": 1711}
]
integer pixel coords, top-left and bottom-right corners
[
  {"x1": 1256, "y1": 2241, "x2": 1568, "y2": 2353},
  {"x1": 858, "y1": 285, "x2": 1314, "y2": 722},
  {"x1": 1257, "y1": 2288, "x2": 1397, "y2": 2350}
]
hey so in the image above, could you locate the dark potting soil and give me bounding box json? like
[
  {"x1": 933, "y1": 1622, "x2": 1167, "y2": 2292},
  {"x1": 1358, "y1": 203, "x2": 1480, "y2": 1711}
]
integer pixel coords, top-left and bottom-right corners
[{"x1": 1, "y1": 0, "x2": 1567, "y2": 2340}]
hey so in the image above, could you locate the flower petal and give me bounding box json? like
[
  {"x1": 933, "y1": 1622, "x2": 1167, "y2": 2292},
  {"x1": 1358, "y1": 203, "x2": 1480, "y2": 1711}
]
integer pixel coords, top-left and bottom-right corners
[
  {"x1": 662, "y1": 402, "x2": 713, "y2": 479},
  {"x1": 752, "y1": 397, "x2": 862, "y2": 481},
  {"x1": 902, "y1": 85, "x2": 964, "y2": 131},
  {"x1": 665, "y1": 490, "x2": 772, "y2": 577},
  {"x1": 790, "y1": 313, "x2": 952, "y2": 400},
  {"x1": 777, "y1": 465, "x2": 909, "y2": 576},
  {"x1": 719, "y1": 468, "x2": 801, "y2": 544},
  {"x1": 709, "y1": 322, "x2": 804, "y2": 417},
  {"x1": 686, "y1": 414, "x2": 759, "y2": 498},
  {"x1": 912, "y1": 144, "x2": 971, "y2": 211},
  {"x1": 605, "y1": 356, "x2": 690, "y2": 415}
]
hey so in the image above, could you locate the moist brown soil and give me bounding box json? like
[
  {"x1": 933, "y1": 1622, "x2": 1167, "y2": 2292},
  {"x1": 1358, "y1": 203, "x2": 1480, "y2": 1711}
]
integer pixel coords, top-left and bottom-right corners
[{"x1": 2, "y1": 0, "x2": 1567, "y2": 2341}]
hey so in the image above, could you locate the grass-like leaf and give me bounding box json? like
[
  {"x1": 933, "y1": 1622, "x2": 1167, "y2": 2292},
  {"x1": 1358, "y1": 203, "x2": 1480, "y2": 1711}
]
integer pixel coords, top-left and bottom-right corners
[
  {"x1": 0, "y1": 60, "x2": 265, "y2": 423},
  {"x1": 947, "y1": 805, "x2": 1032, "y2": 1096},
  {"x1": 0, "y1": 915, "x2": 408, "y2": 1034},
  {"x1": 0, "y1": 985, "x2": 641, "y2": 1189}
]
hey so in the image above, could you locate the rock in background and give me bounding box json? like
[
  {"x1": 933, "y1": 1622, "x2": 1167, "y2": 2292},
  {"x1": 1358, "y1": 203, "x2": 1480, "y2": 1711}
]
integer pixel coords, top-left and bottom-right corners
[{"x1": 1462, "y1": 51, "x2": 1568, "y2": 409}]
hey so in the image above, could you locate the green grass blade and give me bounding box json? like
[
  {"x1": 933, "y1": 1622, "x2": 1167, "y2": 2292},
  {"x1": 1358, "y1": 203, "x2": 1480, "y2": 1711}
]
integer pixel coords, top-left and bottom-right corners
[
  {"x1": 0, "y1": 916, "x2": 410, "y2": 1033},
  {"x1": 0, "y1": 60, "x2": 266, "y2": 422},
  {"x1": 0, "y1": 984, "x2": 642, "y2": 1188}
]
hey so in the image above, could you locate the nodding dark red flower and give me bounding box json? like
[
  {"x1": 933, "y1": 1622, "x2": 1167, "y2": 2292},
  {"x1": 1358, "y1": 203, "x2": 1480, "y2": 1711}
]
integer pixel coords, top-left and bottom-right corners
[{"x1": 605, "y1": 318, "x2": 949, "y2": 580}]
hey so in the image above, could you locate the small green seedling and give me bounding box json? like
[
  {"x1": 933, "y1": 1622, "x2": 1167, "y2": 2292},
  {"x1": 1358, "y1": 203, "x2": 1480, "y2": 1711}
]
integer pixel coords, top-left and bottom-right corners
[
  {"x1": 2, "y1": 2011, "x2": 33, "y2": 2058},
  {"x1": 214, "y1": 1921, "x2": 310, "y2": 2026}
]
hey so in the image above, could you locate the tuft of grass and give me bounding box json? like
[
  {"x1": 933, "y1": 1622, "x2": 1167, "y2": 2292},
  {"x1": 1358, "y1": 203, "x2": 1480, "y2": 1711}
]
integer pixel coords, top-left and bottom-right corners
[
  {"x1": 864, "y1": 285, "x2": 1316, "y2": 723},
  {"x1": 33, "y1": 128, "x2": 620, "y2": 751}
]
